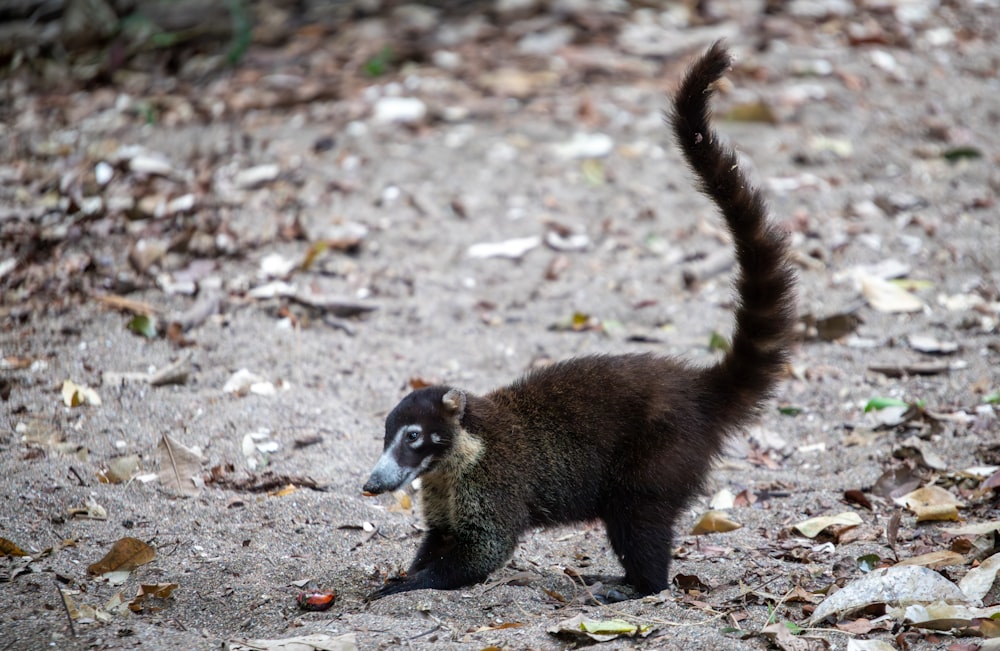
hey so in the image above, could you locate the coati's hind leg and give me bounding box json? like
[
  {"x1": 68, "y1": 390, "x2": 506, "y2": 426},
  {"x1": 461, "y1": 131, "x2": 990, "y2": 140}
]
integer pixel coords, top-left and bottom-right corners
[{"x1": 602, "y1": 500, "x2": 677, "y2": 595}]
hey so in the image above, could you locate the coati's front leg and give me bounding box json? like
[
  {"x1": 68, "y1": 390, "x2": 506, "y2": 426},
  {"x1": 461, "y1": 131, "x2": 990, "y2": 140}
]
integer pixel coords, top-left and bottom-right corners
[{"x1": 369, "y1": 526, "x2": 517, "y2": 600}]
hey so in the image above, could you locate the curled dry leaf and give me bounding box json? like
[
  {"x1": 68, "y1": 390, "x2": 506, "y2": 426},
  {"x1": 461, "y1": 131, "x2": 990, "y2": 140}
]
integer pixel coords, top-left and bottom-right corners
[
  {"x1": 87, "y1": 537, "x2": 155, "y2": 576},
  {"x1": 62, "y1": 380, "x2": 102, "y2": 407},
  {"x1": 894, "y1": 485, "x2": 964, "y2": 522},
  {"x1": 690, "y1": 510, "x2": 741, "y2": 535},
  {"x1": 793, "y1": 512, "x2": 863, "y2": 539},
  {"x1": 99, "y1": 454, "x2": 141, "y2": 483}
]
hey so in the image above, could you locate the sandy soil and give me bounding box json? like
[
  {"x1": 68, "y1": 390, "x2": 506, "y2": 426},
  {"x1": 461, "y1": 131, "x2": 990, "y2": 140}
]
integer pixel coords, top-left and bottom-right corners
[{"x1": 2, "y1": 1, "x2": 999, "y2": 649}]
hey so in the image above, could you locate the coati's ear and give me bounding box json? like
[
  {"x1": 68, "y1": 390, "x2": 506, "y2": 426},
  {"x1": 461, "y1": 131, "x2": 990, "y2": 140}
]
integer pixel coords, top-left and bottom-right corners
[{"x1": 441, "y1": 389, "x2": 466, "y2": 421}]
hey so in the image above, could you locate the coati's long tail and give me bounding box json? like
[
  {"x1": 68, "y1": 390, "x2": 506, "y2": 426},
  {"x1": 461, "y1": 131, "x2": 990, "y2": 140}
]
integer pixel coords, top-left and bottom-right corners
[{"x1": 670, "y1": 42, "x2": 797, "y2": 429}]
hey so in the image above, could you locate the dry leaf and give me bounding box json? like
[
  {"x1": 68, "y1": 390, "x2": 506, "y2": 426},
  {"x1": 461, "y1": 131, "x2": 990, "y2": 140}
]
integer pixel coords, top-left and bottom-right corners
[
  {"x1": 0, "y1": 538, "x2": 27, "y2": 557},
  {"x1": 895, "y1": 485, "x2": 964, "y2": 522},
  {"x1": 99, "y1": 454, "x2": 141, "y2": 483},
  {"x1": 760, "y1": 622, "x2": 825, "y2": 651},
  {"x1": 690, "y1": 510, "x2": 741, "y2": 535},
  {"x1": 87, "y1": 537, "x2": 155, "y2": 576},
  {"x1": 896, "y1": 550, "x2": 965, "y2": 569},
  {"x1": 959, "y1": 552, "x2": 1000, "y2": 603},
  {"x1": 158, "y1": 434, "x2": 203, "y2": 497},
  {"x1": 271, "y1": 484, "x2": 298, "y2": 497},
  {"x1": 860, "y1": 276, "x2": 925, "y2": 313},
  {"x1": 129, "y1": 583, "x2": 179, "y2": 612},
  {"x1": 793, "y1": 512, "x2": 863, "y2": 538},
  {"x1": 944, "y1": 521, "x2": 1000, "y2": 537},
  {"x1": 547, "y1": 614, "x2": 652, "y2": 642},
  {"x1": 62, "y1": 379, "x2": 102, "y2": 407},
  {"x1": 809, "y1": 565, "x2": 968, "y2": 625}
]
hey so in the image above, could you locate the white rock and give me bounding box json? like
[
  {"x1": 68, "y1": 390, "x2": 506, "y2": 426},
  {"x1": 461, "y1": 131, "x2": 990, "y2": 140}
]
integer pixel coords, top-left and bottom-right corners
[
  {"x1": 95, "y1": 161, "x2": 114, "y2": 186},
  {"x1": 235, "y1": 164, "x2": 280, "y2": 189},
  {"x1": 373, "y1": 97, "x2": 427, "y2": 124},
  {"x1": 552, "y1": 132, "x2": 614, "y2": 159}
]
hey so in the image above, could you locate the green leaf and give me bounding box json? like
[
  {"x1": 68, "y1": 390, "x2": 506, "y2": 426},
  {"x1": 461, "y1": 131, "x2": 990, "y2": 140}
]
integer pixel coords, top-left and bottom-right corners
[
  {"x1": 227, "y1": 0, "x2": 252, "y2": 65},
  {"x1": 364, "y1": 46, "x2": 394, "y2": 77},
  {"x1": 984, "y1": 392, "x2": 1000, "y2": 405},
  {"x1": 942, "y1": 146, "x2": 982, "y2": 162},
  {"x1": 778, "y1": 405, "x2": 803, "y2": 416},
  {"x1": 784, "y1": 621, "x2": 804, "y2": 635},
  {"x1": 708, "y1": 331, "x2": 730, "y2": 353},
  {"x1": 581, "y1": 158, "x2": 605, "y2": 185},
  {"x1": 857, "y1": 553, "x2": 881, "y2": 573},
  {"x1": 127, "y1": 314, "x2": 158, "y2": 339},
  {"x1": 864, "y1": 397, "x2": 908, "y2": 413},
  {"x1": 579, "y1": 619, "x2": 638, "y2": 635}
]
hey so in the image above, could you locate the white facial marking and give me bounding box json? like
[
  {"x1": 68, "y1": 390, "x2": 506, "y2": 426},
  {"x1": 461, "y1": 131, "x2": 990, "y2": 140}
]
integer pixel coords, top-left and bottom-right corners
[{"x1": 397, "y1": 424, "x2": 423, "y2": 447}]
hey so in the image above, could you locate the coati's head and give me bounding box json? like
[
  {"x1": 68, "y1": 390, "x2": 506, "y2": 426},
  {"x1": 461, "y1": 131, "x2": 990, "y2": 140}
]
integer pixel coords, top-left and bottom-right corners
[{"x1": 362, "y1": 386, "x2": 466, "y2": 495}]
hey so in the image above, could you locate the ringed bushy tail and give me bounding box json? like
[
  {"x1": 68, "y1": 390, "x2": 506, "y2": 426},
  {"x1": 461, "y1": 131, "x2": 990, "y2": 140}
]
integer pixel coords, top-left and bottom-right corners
[{"x1": 670, "y1": 41, "x2": 797, "y2": 429}]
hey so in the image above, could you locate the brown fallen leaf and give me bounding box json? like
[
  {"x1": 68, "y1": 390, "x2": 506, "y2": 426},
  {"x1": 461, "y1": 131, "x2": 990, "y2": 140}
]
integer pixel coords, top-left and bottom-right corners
[
  {"x1": 835, "y1": 618, "x2": 876, "y2": 634},
  {"x1": 897, "y1": 550, "x2": 965, "y2": 569},
  {"x1": 87, "y1": 537, "x2": 155, "y2": 576},
  {"x1": 0, "y1": 538, "x2": 27, "y2": 557},
  {"x1": 130, "y1": 583, "x2": 178, "y2": 612},
  {"x1": 872, "y1": 464, "x2": 923, "y2": 500},
  {"x1": 91, "y1": 293, "x2": 157, "y2": 316},
  {"x1": 792, "y1": 512, "x2": 862, "y2": 538},
  {"x1": 843, "y1": 489, "x2": 873, "y2": 510},
  {"x1": 760, "y1": 622, "x2": 826, "y2": 651}
]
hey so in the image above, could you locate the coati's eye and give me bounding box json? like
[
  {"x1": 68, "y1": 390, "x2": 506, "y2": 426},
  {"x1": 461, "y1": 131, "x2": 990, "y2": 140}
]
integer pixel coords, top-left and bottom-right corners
[{"x1": 406, "y1": 430, "x2": 420, "y2": 443}]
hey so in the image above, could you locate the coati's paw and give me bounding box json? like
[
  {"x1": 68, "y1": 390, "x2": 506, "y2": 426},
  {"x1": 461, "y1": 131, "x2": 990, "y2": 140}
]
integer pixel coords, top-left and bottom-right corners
[{"x1": 365, "y1": 575, "x2": 410, "y2": 601}]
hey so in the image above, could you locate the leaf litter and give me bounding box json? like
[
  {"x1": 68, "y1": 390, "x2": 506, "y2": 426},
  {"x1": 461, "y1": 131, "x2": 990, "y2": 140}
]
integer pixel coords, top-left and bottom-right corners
[{"x1": 3, "y1": 3, "x2": 1000, "y2": 650}]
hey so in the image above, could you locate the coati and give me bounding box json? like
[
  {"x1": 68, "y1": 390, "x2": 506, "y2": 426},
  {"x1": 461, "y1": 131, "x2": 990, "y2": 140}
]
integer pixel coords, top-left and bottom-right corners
[{"x1": 362, "y1": 42, "x2": 796, "y2": 599}]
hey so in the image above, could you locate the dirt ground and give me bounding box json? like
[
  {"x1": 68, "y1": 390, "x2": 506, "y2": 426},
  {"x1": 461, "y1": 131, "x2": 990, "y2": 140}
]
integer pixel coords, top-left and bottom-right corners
[{"x1": 2, "y1": 1, "x2": 999, "y2": 649}]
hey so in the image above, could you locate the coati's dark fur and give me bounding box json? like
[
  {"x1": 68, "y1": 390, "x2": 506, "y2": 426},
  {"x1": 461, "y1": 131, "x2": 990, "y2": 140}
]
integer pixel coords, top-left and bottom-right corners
[{"x1": 363, "y1": 42, "x2": 797, "y2": 599}]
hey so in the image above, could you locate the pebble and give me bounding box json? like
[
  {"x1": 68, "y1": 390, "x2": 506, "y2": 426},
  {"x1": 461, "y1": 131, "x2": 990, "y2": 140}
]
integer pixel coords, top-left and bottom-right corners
[
  {"x1": 372, "y1": 96, "x2": 427, "y2": 124},
  {"x1": 552, "y1": 132, "x2": 614, "y2": 159},
  {"x1": 517, "y1": 26, "x2": 575, "y2": 56},
  {"x1": 235, "y1": 164, "x2": 280, "y2": 189},
  {"x1": 95, "y1": 161, "x2": 114, "y2": 186}
]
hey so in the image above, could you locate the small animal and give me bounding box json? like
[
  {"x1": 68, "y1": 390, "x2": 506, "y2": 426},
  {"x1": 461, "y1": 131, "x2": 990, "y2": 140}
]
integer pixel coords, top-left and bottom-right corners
[{"x1": 362, "y1": 41, "x2": 796, "y2": 599}]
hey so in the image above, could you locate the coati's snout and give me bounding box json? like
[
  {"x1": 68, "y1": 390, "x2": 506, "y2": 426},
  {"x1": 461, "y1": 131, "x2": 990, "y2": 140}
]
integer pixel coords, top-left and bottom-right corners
[{"x1": 362, "y1": 387, "x2": 467, "y2": 495}]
